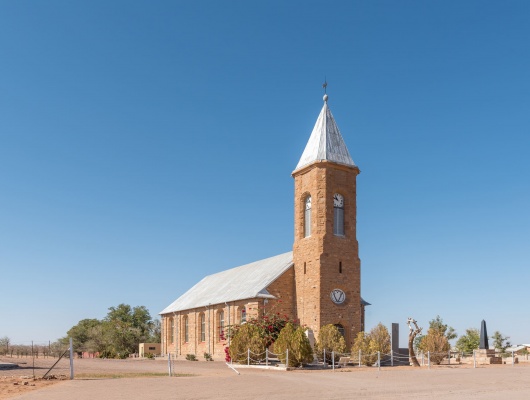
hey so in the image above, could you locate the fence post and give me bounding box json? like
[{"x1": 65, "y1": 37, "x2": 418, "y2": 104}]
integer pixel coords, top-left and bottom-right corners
[
  {"x1": 448, "y1": 350, "x2": 451, "y2": 365},
  {"x1": 421, "y1": 352, "x2": 424, "y2": 366},
  {"x1": 247, "y1": 349, "x2": 250, "y2": 366},
  {"x1": 168, "y1": 353, "x2": 172, "y2": 377},
  {"x1": 378, "y1": 351, "x2": 381, "y2": 371},
  {"x1": 266, "y1": 348, "x2": 268, "y2": 366},
  {"x1": 69, "y1": 338, "x2": 74, "y2": 380},
  {"x1": 391, "y1": 349, "x2": 394, "y2": 366},
  {"x1": 359, "y1": 349, "x2": 361, "y2": 367},
  {"x1": 473, "y1": 349, "x2": 476, "y2": 368},
  {"x1": 286, "y1": 349, "x2": 289, "y2": 369},
  {"x1": 323, "y1": 349, "x2": 326, "y2": 368},
  {"x1": 427, "y1": 351, "x2": 430, "y2": 369},
  {"x1": 512, "y1": 351, "x2": 515, "y2": 367},
  {"x1": 332, "y1": 351, "x2": 335, "y2": 370}
]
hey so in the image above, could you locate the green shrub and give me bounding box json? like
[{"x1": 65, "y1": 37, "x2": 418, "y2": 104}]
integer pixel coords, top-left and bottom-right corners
[
  {"x1": 203, "y1": 352, "x2": 213, "y2": 361},
  {"x1": 456, "y1": 328, "x2": 480, "y2": 354},
  {"x1": 144, "y1": 352, "x2": 155, "y2": 359},
  {"x1": 273, "y1": 323, "x2": 313, "y2": 367},
  {"x1": 228, "y1": 323, "x2": 266, "y2": 364},
  {"x1": 314, "y1": 324, "x2": 346, "y2": 363},
  {"x1": 185, "y1": 354, "x2": 198, "y2": 361}
]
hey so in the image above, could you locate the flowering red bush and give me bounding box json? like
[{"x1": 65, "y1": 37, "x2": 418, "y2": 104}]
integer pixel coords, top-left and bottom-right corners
[{"x1": 224, "y1": 307, "x2": 297, "y2": 362}]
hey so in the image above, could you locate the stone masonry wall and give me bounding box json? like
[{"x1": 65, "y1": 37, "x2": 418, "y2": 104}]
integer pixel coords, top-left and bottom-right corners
[{"x1": 293, "y1": 161, "x2": 362, "y2": 347}]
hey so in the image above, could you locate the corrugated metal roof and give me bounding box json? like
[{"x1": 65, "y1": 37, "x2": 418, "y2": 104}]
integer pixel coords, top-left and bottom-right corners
[
  {"x1": 295, "y1": 98, "x2": 356, "y2": 171},
  {"x1": 160, "y1": 252, "x2": 294, "y2": 314},
  {"x1": 506, "y1": 345, "x2": 527, "y2": 352}
]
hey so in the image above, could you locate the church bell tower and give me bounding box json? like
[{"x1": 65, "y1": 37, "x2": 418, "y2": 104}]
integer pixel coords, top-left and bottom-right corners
[{"x1": 292, "y1": 93, "x2": 362, "y2": 346}]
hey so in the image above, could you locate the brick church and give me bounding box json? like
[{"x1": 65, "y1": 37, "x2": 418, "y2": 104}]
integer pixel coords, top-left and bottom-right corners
[{"x1": 160, "y1": 93, "x2": 368, "y2": 358}]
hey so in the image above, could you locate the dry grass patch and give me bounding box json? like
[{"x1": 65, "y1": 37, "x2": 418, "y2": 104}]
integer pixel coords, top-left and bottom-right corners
[{"x1": 75, "y1": 372, "x2": 194, "y2": 379}]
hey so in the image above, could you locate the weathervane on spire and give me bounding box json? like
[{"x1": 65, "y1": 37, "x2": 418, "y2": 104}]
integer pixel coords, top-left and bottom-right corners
[{"x1": 322, "y1": 78, "x2": 328, "y2": 102}]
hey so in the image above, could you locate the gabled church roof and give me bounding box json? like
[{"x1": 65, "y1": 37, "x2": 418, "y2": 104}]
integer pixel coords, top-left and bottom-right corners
[
  {"x1": 160, "y1": 252, "x2": 294, "y2": 314},
  {"x1": 295, "y1": 95, "x2": 356, "y2": 171},
  {"x1": 160, "y1": 250, "x2": 371, "y2": 314}
]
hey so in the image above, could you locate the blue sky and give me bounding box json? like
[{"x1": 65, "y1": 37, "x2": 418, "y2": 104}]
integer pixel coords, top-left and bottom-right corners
[{"x1": 1, "y1": 1, "x2": 529, "y2": 347}]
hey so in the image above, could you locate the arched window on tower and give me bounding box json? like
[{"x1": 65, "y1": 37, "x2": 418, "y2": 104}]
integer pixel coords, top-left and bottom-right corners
[
  {"x1": 241, "y1": 307, "x2": 247, "y2": 323},
  {"x1": 170, "y1": 318, "x2": 175, "y2": 343},
  {"x1": 333, "y1": 193, "x2": 344, "y2": 236},
  {"x1": 304, "y1": 196, "x2": 312, "y2": 237}
]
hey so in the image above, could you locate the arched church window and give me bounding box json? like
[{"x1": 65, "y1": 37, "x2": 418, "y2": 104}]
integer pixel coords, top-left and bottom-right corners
[
  {"x1": 170, "y1": 318, "x2": 175, "y2": 343},
  {"x1": 184, "y1": 316, "x2": 189, "y2": 343},
  {"x1": 241, "y1": 307, "x2": 247, "y2": 323},
  {"x1": 304, "y1": 196, "x2": 312, "y2": 237},
  {"x1": 333, "y1": 193, "x2": 344, "y2": 236},
  {"x1": 218, "y1": 311, "x2": 225, "y2": 340},
  {"x1": 200, "y1": 313, "x2": 206, "y2": 342}
]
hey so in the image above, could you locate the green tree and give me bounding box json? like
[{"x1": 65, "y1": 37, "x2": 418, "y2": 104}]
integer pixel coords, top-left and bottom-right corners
[
  {"x1": 456, "y1": 328, "x2": 480, "y2": 354},
  {"x1": 62, "y1": 319, "x2": 101, "y2": 352},
  {"x1": 273, "y1": 323, "x2": 313, "y2": 367},
  {"x1": 104, "y1": 304, "x2": 154, "y2": 358},
  {"x1": 415, "y1": 316, "x2": 456, "y2": 353},
  {"x1": 428, "y1": 316, "x2": 457, "y2": 341},
  {"x1": 148, "y1": 319, "x2": 161, "y2": 343},
  {"x1": 491, "y1": 331, "x2": 511, "y2": 352},
  {"x1": 62, "y1": 304, "x2": 158, "y2": 359},
  {"x1": 314, "y1": 324, "x2": 346, "y2": 363}
]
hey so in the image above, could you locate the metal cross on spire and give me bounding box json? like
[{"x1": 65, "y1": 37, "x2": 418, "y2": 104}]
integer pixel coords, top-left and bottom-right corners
[{"x1": 322, "y1": 79, "x2": 328, "y2": 94}]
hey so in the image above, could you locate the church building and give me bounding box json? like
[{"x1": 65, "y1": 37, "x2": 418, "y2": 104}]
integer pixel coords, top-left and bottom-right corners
[{"x1": 160, "y1": 93, "x2": 368, "y2": 358}]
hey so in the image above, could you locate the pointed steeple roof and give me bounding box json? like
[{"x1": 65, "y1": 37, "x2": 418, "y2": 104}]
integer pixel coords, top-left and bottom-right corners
[{"x1": 295, "y1": 95, "x2": 356, "y2": 171}]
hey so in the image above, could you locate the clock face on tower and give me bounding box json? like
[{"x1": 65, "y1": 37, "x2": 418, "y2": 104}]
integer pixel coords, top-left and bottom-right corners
[
  {"x1": 330, "y1": 289, "x2": 346, "y2": 304},
  {"x1": 333, "y1": 193, "x2": 344, "y2": 208}
]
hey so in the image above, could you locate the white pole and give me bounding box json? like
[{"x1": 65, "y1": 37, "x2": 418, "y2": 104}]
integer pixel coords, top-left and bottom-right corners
[
  {"x1": 247, "y1": 349, "x2": 250, "y2": 366},
  {"x1": 378, "y1": 351, "x2": 380, "y2": 371},
  {"x1": 69, "y1": 338, "x2": 74, "y2": 380},
  {"x1": 266, "y1": 348, "x2": 268, "y2": 366},
  {"x1": 332, "y1": 351, "x2": 335, "y2": 370},
  {"x1": 359, "y1": 349, "x2": 361, "y2": 367},
  {"x1": 473, "y1": 349, "x2": 476, "y2": 368},
  {"x1": 448, "y1": 350, "x2": 451, "y2": 365},
  {"x1": 421, "y1": 352, "x2": 424, "y2": 366},
  {"x1": 512, "y1": 351, "x2": 515, "y2": 367},
  {"x1": 168, "y1": 353, "x2": 172, "y2": 376},
  {"x1": 391, "y1": 349, "x2": 394, "y2": 366},
  {"x1": 323, "y1": 349, "x2": 326, "y2": 368},
  {"x1": 286, "y1": 349, "x2": 289, "y2": 369},
  {"x1": 428, "y1": 351, "x2": 430, "y2": 369}
]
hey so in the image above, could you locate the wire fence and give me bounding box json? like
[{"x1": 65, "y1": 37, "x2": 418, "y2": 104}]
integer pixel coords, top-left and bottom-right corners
[
  {"x1": 216, "y1": 347, "x2": 526, "y2": 372},
  {"x1": 0, "y1": 340, "x2": 73, "y2": 379}
]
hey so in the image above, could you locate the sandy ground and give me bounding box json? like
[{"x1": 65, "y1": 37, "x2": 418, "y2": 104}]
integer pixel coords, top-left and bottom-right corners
[{"x1": 1, "y1": 357, "x2": 530, "y2": 399}]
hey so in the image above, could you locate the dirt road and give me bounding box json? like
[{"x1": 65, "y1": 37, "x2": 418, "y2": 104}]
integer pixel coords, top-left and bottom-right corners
[{"x1": 2, "y1": 358, "x2": 529, "y2": 399}]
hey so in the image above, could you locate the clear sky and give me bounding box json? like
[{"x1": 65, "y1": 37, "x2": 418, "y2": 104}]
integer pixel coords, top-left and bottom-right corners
[{"x1": 1, "y1": 1, "x2": 529, "y2": 348}]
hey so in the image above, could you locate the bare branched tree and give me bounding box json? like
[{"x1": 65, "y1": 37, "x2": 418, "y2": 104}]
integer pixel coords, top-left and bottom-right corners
[{"x1": 407, "y1": 317, "x2": 422, "y2": 367}]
